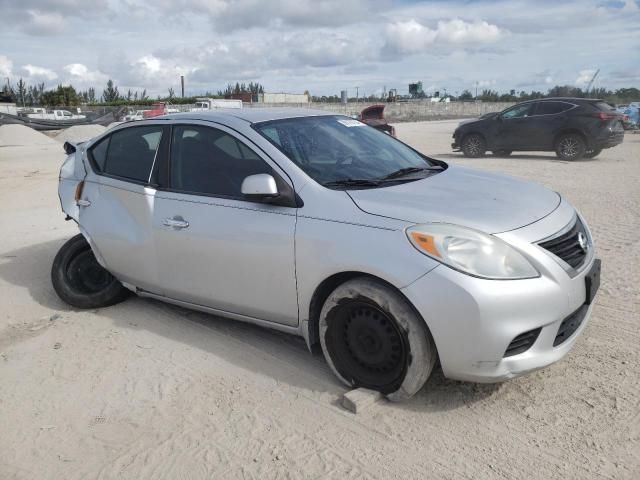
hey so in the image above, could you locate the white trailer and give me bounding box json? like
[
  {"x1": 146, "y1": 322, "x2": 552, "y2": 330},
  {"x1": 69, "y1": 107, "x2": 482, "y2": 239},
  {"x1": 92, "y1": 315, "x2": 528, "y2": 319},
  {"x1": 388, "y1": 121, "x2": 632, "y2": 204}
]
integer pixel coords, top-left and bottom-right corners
[{"x1": 190, "y1": 98, "x2": 243, "y2": 111}]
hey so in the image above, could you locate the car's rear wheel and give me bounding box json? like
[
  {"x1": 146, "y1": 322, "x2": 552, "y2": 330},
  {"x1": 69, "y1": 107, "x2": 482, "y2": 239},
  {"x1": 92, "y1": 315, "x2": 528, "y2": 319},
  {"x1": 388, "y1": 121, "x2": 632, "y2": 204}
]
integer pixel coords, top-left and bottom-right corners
[
  {"x1": 319, "y1": 278, "x2": 437, "y2": 401},
  {"x1": 584, "y1": 148, "x2": 602, "y2": 159},
  {"x1": 555, "y1": 134, "x2": 586, "y2": 160},
  {"x1": 492, "y1": 150, "x2": 512, "y2": 157},
  {"x1": 51, "y1": 234, "x2": 130, "y2": 309},
  {"x1": 461, "y1": 133, "x2": 487, "y2": 157}
]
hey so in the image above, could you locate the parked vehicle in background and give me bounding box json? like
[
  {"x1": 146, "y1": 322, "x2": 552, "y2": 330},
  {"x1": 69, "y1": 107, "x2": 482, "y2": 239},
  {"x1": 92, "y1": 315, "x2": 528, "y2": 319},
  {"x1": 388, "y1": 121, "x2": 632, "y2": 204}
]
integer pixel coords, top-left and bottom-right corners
[
  {"x1": 358, "y1": 104, "x2": 395, "y2": 136},
  {"x1": 616, "y1": 103, "x2": 639, "y2": 130},
  {"x1": 190, "y1": 98, "x2": 243, "y2": 111},
  {"x1": 26, "y1": 109, "x2": 86, "y2": 121},
  {"x1": 52, "y1": 109, "x2": 600, "y2": 401},
  {"x1": 122, "y1": 110, "x2": 147, "y2": 122},
  {"x1": 143, "y1": 103, "x2": 167, "y2": 119},
  {"x1": 452, "y1": 98, "x2": 625, "y2": 160}
]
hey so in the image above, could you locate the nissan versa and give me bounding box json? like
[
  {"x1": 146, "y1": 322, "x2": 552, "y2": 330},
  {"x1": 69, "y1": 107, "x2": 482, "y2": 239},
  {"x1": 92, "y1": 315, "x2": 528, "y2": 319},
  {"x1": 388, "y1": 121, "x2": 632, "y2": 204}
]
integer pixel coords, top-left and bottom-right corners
[{"x1": 53, "y1": 109, "x2": 601, "y2": 401}]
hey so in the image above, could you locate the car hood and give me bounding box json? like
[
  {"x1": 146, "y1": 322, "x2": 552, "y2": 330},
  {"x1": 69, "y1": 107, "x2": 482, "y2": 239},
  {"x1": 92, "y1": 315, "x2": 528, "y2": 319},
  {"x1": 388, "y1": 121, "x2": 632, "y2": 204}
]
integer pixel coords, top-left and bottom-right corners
[
  {"x1": 458, "y1": 112, "x2": 497, "y2": 126},
  {"x1": 347, "y1": 165, "x2": 561, "y2": 233}
]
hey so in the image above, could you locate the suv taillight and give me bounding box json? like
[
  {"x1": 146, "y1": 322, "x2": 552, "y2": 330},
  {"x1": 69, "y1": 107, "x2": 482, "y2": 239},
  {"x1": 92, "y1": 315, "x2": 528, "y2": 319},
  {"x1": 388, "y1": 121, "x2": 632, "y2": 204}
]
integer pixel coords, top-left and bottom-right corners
[{"x1": 592, "y1": 112, "x2": 618, "y2": 121}]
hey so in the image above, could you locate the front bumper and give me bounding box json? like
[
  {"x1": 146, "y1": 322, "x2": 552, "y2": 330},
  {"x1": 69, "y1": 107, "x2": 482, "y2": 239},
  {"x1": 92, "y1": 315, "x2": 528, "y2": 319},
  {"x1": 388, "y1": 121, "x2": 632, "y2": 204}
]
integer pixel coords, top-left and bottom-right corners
[{"x1": 401, "y1": 206, "x2": 599, "y2": 383}]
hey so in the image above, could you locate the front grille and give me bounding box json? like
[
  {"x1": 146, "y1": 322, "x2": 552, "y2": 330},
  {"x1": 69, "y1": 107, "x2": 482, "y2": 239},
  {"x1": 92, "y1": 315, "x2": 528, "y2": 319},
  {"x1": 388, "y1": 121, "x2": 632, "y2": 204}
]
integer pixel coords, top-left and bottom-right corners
[
  {"x1": 504, "y1": 328, "x2": 541, "y2": 357},
  {"x1": 554, "y1": 305, "x2": 588, "y2": 346},
  {"x1": 539, "y1": 218, "x2": 589, "y2": 269}
]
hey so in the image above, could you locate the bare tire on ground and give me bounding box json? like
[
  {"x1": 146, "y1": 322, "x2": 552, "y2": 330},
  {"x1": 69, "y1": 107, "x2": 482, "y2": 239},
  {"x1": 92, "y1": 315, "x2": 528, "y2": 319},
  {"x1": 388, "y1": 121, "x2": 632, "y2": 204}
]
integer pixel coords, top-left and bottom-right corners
[
  {"x1": 492, "y1": 150, "x2": 512, "y2": 157},
  {"x1": 555, "y1": 133, "x2": 586, "y2": 160},
  {"x1": 461, "y1": 133, "x2": 487, "y2": 158},
  {"x1": 584, "y1": 148, "x2": 602, "y2": 159},
  {"x1": 51, "y1": 234, "x2": 130, "y2": 309},
  {"x1": 319, "y1": 277, "x2": 437, "y2": 402}
]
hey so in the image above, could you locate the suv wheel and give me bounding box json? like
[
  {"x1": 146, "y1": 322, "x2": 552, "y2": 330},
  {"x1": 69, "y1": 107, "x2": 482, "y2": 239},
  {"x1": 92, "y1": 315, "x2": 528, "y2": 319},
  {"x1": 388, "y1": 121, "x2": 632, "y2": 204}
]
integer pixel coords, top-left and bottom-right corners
[
  {"x1": 461, "y1": 134, "x2": 487, "y2": 158},
  {"x1": 319, "y1": 277, "x2": 437, "y2": 401},
  {"x1": 51, "y1": 234, "x2": 130, "y2": 309},
  {"x1": 555, "y1": 134, "x2": 586, "y2": 160},
  {"x1": 584, "y1": 148, "x2": 602, "y2": 159}
]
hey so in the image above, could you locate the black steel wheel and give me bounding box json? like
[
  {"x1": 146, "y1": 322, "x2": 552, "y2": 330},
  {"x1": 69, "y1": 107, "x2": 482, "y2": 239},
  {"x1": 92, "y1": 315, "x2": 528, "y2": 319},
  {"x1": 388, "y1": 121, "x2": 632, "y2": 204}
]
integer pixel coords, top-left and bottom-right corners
[
  {"x1": 461, "y1": 133, "x2": 487, "y2": 158},
  {"x1": 51, "y1": 234, "x2": 130, "y2": 309},
  {"x1": 324, "y1": 301, "x2": 408, "y2": 392},
  {"x1": 319, "y1": 277, "x2": 437, "y2": 401},
  {"x1": 555, "y1": 134, "x2": 586, "y2": 160}
]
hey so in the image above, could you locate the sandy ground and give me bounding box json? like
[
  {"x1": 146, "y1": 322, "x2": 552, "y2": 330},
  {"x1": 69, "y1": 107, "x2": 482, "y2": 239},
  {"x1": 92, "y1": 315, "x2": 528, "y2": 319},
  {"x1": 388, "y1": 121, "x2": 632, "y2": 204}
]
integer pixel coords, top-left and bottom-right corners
[{"x1": 0, "y1": 121, "x2": 638, "y2": 480}]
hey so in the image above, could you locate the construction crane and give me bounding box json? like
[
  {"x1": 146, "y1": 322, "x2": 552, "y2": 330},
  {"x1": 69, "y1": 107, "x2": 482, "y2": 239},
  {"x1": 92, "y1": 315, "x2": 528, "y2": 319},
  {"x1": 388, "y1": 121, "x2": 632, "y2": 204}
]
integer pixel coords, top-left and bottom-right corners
[{"x1": 585, "y1": 69, "x2": 600, "y2": 96}]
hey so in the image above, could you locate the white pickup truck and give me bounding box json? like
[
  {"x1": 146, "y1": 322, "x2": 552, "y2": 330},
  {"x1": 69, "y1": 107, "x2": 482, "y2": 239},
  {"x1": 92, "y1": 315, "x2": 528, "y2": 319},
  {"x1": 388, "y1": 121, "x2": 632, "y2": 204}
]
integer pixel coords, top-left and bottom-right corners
[{"x1": 27, "y1": 109, "x2": 87, "y2": 121}]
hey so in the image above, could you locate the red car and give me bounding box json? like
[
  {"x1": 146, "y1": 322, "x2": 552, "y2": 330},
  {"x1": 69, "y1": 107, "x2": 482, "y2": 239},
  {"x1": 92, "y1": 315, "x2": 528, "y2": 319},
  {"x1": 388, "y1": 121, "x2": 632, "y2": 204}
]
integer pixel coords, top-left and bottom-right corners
[
  {"x1": 358, "y1": 104, "x2": 395, "y2": 136},
  {"x1": 143, "y1": 102, "x2": 167, "y2": 119}
]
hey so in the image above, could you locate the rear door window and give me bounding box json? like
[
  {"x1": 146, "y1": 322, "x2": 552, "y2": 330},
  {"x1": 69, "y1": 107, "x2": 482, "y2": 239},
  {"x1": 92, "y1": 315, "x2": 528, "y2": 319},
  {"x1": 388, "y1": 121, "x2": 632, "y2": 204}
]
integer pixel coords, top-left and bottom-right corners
[
  {"x1": 97, "y1": 126, "x2": 164, "y2": 183},
  {"x1": 536, "y1": 102, "x2": 573, "y2": 115}
]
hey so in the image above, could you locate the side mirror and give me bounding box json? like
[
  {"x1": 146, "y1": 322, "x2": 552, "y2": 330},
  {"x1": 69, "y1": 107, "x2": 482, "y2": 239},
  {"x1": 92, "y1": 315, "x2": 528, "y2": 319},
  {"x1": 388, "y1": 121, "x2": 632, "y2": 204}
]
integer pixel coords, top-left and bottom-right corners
[{"x1": 241, "y1": 173, "x2": 279, "y2": 200}]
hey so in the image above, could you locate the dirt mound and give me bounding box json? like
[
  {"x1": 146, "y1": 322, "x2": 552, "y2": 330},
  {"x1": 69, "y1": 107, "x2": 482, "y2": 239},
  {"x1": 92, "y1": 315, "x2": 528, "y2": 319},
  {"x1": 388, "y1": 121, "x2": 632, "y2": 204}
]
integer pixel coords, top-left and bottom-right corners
[
  {"x1": 55, "y1": 125, "x2": 106, "y2": 144},
  {"x1": 0, "y1": 124, "x2": 59, "y2": 147}
]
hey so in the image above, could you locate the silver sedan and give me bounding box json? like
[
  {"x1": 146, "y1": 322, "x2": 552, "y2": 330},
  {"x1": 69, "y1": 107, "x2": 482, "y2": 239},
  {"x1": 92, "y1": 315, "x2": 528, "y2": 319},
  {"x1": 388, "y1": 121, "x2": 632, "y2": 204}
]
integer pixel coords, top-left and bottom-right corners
[{"x1": 53, "y1": 109, "x2": 601, "y2": 401}]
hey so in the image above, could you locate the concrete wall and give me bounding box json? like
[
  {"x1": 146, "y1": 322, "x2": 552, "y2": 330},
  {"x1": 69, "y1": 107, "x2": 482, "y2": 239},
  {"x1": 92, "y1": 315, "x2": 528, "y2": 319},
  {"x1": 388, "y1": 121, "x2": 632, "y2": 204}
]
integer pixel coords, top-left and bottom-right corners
[
  {"x1": 260, "y1": 93, "x2": 310, "y2": 104},
  {"x1": 245, "y1": 101, "x2": 514, "y2": 122}
]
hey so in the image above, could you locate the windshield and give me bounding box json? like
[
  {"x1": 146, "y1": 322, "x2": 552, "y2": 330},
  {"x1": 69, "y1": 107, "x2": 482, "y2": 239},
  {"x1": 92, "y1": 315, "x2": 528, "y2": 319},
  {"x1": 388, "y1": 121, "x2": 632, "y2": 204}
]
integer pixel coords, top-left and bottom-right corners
[{"x1": 253, "y1": 115, "x2": 443, "y2": 188}]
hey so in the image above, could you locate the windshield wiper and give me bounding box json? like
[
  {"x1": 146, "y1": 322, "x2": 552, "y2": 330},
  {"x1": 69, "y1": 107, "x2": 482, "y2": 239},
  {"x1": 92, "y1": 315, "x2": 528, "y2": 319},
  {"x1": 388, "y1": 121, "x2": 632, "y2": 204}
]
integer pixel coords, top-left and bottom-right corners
[
  {"x1": 323, "y1": 178, "x2": 382, "y2": 188},
  {"x1": 380, "y1": 166, "x2": 443, "y2": 181}
]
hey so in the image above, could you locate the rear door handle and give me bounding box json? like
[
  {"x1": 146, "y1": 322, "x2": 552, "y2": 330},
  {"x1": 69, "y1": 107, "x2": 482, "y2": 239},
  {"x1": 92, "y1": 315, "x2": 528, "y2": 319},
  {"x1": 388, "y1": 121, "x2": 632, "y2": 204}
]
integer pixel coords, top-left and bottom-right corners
[{"x1": 163, "y1": 218, "x2": 189, "y2": 229}]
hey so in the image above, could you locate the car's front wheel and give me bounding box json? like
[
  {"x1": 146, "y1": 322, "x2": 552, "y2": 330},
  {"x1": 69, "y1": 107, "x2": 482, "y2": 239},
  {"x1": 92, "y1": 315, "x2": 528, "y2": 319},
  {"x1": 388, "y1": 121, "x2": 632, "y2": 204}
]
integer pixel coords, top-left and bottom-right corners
[
  {"x1": 584, "y1": 148, "x2": 602, "y2": 159},
  {"x1": 461, "y1": 133, "x2": 487, "y2": 157},
  {"x1": 51, "y1": 234, "x2": 130, "y2": 309},
  {"x1": 319, "y1": 278, "x2": 437, "y2": 401},
  {"x1": 555, "y1": 134, "x2": 586, "y2": 160}
]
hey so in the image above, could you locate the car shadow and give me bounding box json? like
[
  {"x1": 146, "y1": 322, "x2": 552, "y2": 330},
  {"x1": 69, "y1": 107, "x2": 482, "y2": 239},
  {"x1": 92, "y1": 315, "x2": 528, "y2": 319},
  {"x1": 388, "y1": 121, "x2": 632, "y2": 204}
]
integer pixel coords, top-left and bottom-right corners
[
  {"x1": 434, "y1": 152, "x2": 600, "y2": 162},
  {"x1": 0, "y1": 238, "x2": 503, "y2": 412}
]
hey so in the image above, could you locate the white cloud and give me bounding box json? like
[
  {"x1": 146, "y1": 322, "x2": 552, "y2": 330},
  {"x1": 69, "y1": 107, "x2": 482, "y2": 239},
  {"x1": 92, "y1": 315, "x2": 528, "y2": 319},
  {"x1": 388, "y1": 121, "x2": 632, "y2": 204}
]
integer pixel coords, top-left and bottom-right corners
[
  {"x1": 0, "y1": 55, "x2": 13, "y2": 78},
  {"x1": 622, "y1": 0, "x2": 639, "y2": 12},
  {"x1": 435, "y1": 19, "x2": 502, "y2": 44},
  {"x1": 23, "y1": 10, "x2": 65, "y2": 35},
  {"x1": 385, "y1": 20, "x2": 438, "y2": 53},
  {"x1": 20, "y1": 64, "x2": 58, "y2": 81},
  {"x1": 575, "y1": 69, "x2": 597, "y2": 87},
  {"x1": 384, "y1": 18, "x2": 503, "y2": 54}
]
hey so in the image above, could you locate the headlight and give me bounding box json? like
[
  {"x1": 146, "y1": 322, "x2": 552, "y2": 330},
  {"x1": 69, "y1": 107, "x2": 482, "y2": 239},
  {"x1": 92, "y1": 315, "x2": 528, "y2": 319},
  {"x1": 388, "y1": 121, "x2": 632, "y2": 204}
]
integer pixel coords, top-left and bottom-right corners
[{"x1": 407, "y1": 224, "x2": 539, "y2": 280}]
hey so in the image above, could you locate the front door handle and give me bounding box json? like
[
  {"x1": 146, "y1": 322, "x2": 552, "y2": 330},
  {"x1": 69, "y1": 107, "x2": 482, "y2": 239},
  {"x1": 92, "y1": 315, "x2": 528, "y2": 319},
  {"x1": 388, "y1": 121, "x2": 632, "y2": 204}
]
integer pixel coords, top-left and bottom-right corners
[{"x1": 163, "y1": 217, "x2": 189, "y2": 229}]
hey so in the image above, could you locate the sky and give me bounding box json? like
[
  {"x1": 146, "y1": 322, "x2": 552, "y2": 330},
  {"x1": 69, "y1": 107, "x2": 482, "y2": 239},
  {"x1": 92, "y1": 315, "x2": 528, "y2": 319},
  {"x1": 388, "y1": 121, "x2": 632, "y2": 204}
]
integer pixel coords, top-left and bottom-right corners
[{"x1": 0, "y1": 0, "x2": 639, "y2": 97}]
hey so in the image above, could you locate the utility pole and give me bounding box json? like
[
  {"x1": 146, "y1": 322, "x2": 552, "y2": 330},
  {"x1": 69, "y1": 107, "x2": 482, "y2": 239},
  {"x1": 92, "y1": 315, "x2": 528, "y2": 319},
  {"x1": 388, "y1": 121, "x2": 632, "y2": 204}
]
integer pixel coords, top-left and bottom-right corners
[
  {"x1": 180, "y1": 75, "x2": 185, "y2": 98},
  {"x1": 355, "y1": 86, "x2": 359, "y2": 102},
  {"x1": 475, "y1": 82, "x2": 478, "y2": 99}
]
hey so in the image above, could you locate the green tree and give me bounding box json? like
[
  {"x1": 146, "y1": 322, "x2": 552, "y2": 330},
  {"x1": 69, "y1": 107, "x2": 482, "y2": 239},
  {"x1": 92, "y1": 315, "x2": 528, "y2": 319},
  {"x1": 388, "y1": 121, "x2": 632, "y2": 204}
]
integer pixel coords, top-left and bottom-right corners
[{"x1": 102, "y1": 79, "x2": 120, "y2": 102}]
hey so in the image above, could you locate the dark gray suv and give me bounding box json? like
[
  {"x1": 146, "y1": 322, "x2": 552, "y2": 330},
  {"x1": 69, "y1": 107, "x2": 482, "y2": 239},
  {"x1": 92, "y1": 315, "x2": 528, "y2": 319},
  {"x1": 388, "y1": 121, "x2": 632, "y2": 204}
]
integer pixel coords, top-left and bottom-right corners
[{"x1": 452, "y1": 98, "x2": 625, "y2": 160}]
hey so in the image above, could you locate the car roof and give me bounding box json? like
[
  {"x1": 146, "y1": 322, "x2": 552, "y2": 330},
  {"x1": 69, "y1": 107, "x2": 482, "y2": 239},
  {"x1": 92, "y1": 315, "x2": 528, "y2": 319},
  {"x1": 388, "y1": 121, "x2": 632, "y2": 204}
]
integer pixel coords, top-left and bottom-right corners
[
  {"x1": 162, "y1": 108, "x2": 337, "y2": 124},
  {"x1": 518, "y1": 97, "x2": 604, "y2": 104}
]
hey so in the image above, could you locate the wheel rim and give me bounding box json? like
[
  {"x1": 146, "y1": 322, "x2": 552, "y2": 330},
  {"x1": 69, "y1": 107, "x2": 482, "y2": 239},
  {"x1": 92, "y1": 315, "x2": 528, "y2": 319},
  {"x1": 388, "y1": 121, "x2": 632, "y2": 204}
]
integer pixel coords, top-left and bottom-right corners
[
  {"x1": 559, "y1": 137, "x2": 579, "y2": 157},
  {"x1": 65, "y1": 248, "x2": 114, "y2": 294},
  {"x1": 465, "y1": 136, "x2": 482, "y2": 155},
  {"x1": 325, "y1": 301, "x2": 408, "y2": 392}
]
